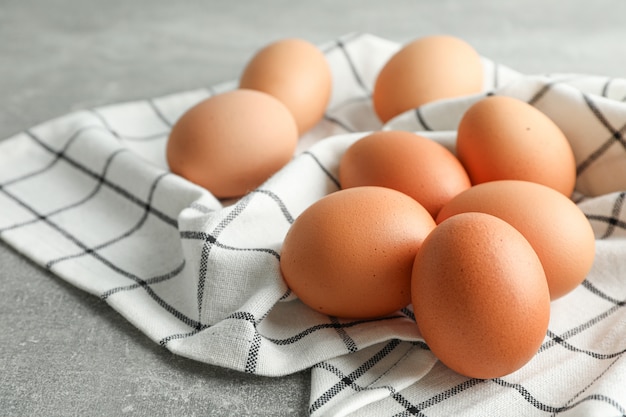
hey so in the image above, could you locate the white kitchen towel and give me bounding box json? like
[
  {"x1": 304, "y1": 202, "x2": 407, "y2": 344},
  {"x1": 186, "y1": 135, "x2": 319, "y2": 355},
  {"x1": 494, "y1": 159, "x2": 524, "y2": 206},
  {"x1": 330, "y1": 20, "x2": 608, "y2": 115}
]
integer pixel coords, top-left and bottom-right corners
[{"x1": 1, "y1": 32, "x2": 626, "y2": 416}]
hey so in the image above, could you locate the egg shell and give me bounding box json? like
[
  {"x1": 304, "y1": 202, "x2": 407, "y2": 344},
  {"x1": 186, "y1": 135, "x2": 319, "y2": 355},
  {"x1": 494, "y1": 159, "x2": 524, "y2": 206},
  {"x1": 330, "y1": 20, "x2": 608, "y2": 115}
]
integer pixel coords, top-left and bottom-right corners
[
  {"x1": 373, "y1": 35, "x2": 483, "y2": 123},
  {"x1": 280, "y1": 186, "x2": 436, "y2": 319},
  {"x1": 436, "y1": 180, "x2": 596, "y2": 300},
  {"x1": 412, "y1": 212, "x2": 550, "y2": 379},
  {"x1": 166, "y1": 89, "x2": 298, "y2": 199},
  {"x1": 239, "y1": 38, "x2": 333, "y2": 135},
  {"x1": 339, "y1": 130, "x2": 471, "y2": 218},
  {"x1": 456, "y1": 95, "x2": 577, "y2": 196}
]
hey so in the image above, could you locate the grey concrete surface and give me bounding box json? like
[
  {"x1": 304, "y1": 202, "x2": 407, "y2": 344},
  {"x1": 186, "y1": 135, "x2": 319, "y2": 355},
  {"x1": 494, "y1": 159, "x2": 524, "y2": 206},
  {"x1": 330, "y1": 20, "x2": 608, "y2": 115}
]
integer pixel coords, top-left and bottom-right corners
[{"x1": 1, "y1": 1, "x2": 626, "y2": 416}]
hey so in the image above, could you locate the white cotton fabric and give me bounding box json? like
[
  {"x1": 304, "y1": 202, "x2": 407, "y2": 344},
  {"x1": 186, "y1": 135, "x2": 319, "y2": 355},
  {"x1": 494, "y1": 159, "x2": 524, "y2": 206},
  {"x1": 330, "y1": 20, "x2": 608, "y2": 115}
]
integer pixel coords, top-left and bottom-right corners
[{"x1": 1, "y1": 33, "x2": 626, "y2": 416}]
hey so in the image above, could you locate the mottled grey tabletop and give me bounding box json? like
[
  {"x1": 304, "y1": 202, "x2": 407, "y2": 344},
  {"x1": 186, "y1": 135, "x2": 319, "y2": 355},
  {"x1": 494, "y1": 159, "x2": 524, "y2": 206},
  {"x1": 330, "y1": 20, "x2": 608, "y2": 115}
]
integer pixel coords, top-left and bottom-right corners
[{"x1": 2, "y1": 1, "x2": 625, "y2": 415}]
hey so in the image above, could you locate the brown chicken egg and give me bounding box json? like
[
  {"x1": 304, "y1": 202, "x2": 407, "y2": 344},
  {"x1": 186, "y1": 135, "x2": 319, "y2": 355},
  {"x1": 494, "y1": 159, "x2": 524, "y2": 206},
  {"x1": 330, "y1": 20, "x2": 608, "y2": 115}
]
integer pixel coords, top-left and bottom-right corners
[
  {"x1": 437, "y1": 180, "x2": 596, "y2": 300},
  {"x1": 412, "y1": 212, "x2": 550, "y2": 379},
  {"x1": 456, "y1": 95, "x2": 576, "y2": 196},
  {"x1": 339, "y1": 130, "x2": 471, "y2": 218},
  {"x1": 166, "y1": 89, "x2": 298, "y2": 199},
  {"x1": 373, "y1": 35, "x2": 483, "y2": 123},
  {"x1": 239, "y1": 38, "x2": 333, "y2": 135},
  {"x1": 280, "y1": 186, "x2": 436, "y2": 319}
]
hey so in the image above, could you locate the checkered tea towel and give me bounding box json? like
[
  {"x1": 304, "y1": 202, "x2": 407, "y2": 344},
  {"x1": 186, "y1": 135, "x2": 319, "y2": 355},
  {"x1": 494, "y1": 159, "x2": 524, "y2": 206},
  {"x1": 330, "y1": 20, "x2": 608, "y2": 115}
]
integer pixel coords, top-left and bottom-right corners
[{"x1": 1, "y1": 33, "x2": 626, "y2": 416}]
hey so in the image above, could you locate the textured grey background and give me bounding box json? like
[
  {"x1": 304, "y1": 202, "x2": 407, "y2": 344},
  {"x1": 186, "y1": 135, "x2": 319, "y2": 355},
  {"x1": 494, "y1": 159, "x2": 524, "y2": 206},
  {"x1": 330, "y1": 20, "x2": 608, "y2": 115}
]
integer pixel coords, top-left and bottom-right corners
[{"x1": 1, "y1": 1, "x2": 626, "y2": 416}]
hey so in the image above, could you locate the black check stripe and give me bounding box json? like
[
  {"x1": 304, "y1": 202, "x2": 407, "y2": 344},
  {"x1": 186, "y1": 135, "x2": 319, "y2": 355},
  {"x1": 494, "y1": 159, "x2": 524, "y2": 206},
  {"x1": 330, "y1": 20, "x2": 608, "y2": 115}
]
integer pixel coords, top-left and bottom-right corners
[
  {"x1": 576, "y1": 95, "x2": 626, "y2": 176},
  {"x1": 334, "y1": 34, "x2": 372, "y2": 97},
  {"x1": 194, "y1": 193, "x2": 254, "y2": 322},
  {"x1": 320, "y1": 32, "x2": 379, "y2": 133},
  {"x1": 414, "y1": 107, "x2": 433, "y2": 131},
  {"x1": 89, "y1": 108, "x2": 170, "y2": 142},
  {"x1": 302, "y1": 150, "x2": 341, "y2": 189},
  {"x1": 310, "y1": 339, "x2": 405, "y2": 414},
  {"x1": 263, "y1": 314, "x2": 408, "y2": 346},
  {"x1": 541, "y1": 357, "x2": 625, "y2": 416},
  {"x1": 23, "y1": 129, "x2": 177, "y2": 227},
  {"x1": 390, "y1": 379, "x2": 486, "y2": 417},
  {"x1": 330, "y1": 316, "x2": 358, "y2": 353},
  {"x1": 45, "y1": 170, "x2": 169, "y2": 268},
  {"x1": 101, "y1": 260, "x2": 186, "y2": 299},
  {"x1": 491, "y1": 375, "x2": 626, "y2": 415},
  {"x1": 179, "y1": 230, "x2": 280, "y2": 260},
  {"x1": 0, "y1": 124, "x2": 104, "y2": 189},
  {"x1": 147, "y1": 98, "x2": 175, "y2": 128},
  {"x1": 0, "y1": 171, "x2": 197, "y2": 328},
  {"x1": 0, "y1": 148, "x2": 128, "y2": 233},
  {"x1": 0, "y1": 119, "x2": 195, "y2": 332},
  {"x1": 322, "y1": 356, "x2": 626, "y2": 417},
  {"x1": 310, "y1": 287, "x2": 626, "y2": 416},
  {"x1": 323, "y1": 113, "x2": 357, "y2": 133},
  {"x1": 526, "y1": 75, "x2": 588, "y2": 106},
  {"x1": 586, "y1": 192, "x2": 626, "y2": 238}
]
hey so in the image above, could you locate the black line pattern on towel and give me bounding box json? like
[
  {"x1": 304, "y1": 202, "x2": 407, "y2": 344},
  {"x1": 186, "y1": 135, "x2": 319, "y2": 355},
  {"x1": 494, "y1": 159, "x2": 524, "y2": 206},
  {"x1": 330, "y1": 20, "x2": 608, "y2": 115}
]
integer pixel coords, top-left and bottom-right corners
[
  {"x1": 147, "y1": 99, "x2": 174, "y2": 128},
  {"x1": 330, "y1": 316, "x2": 358, "y2": 353},
  {"x1": 88, "y1": 108, "x2": 170, "y2": 141},
  {"x1": 245, "y1": 330, "x2": 263, "y2": 373},
  {"x1": 528, "y1": 81, "x2": 556, "y2": 106},
  {"x1": 390, "y1": 378, "x2": 486, "y2": 417},
  {"x1": 226, "y1": 311, "x2": 264, "y2": 373},
  {"x1": 491, "y1": 377, "x2": 626, "y2": 415},
  {"x1": 541, "y1": 303, "x2": 623, "y2": 354},
  {"x1": 25, "y1": 130, "x2": 177, "y2": 228},
  {"x1": 415, "y1": 107, "x2": 433, "y2": 131},
  {"x1": 587, "y1": 213, "x2": 626, "y2": 237},
  {"x1": 0, "y1": 126, "x2": 190, "y2": 318},
  {"x1": 320, "y1": 31, "x2": 363, "y2": 54},
  {"x1": 164, "y1": 311, "x2": 409, "y2": 363},
  {"x1": 46, "y1": 171, "x2": 169, "y2": 268},
  {"x1": 586, "y1": 192, "x2": 626, "y2": 239},
  {"x1": 335, "y1": 34, "x2": 371, "y2": 96},
  {"x1": 540, "y1": 282, "x2": 626, "y2": 355},
  {"x1": 551, "y1": 333, "x2": 626, "y2": 359},
  {"x1": 250, "y1": 188, "x2": 295, "y2": 224},
  {"x1": 576, "y1": 95, "x2": 626, "y2": 176},
  {"x1": 159, "y1": 327, "x2": 208, "y2": 347},
  {"x1": 382, "y1": 370, "x2": 626, "y2": 417},
  {"x1": 602, "y1": 77, "x2": 614, "y2": 98},
  {"x1": 527, "y1": 75, "x2": 589, "y2": 106},
  {"x1": 195, "y1": 193, "x2": 254, "y2": 322},
  {"x1": 309, "y1": 339, "x2": 404, "y2": 414},
  {"x1": 576, "y1": 128, "x2": 626, "y2": 178},
  {"x1": 302, "y1": 150, "x2": 341, "y2": 189},
  {"x1": 147, "y1": 86, "x2": 217, "y2": 130},
  {"x1": 0, "y1": 124, "x2": 93, "y2": 188},
  {"x1": 101, "y1": 259, "x2": 186, "y2": 299},
  {"x1": 0, "y1": 173, "x2": 196, "y2": 327},
  {"x1": 583, "y1": 93, "x2": 626, "y2": 144},
  {"x1": 0, "y1": 146, "x2": 127, "y2": 234},
  {"x1": 180, "y1": 230, "x2": 280, "y2": 259},
  {"x1": 319, "y1": 33, "x2": 372, "y2": 134},
  {"x1": 548, "y1": 354, "x2": 623, "y2": 417},
  {"x1": 307, "y1": 270, "x2": 626, "y2": 416},
  {"x1": 157, "y1": 288, "x2": 291, "y2": 349},
  {"x1": 400, "y1": 307, "x2": 415, "y2": 322},
  {"x1": 323, "y1": 113, "x2": 356, "y2": 132},
  {"x1": 582, "y1": 278, "x2": 626, "y2": 305},
  {"x1": 165, "y1": 186, "x2": 296, "y2": 346},
  {"x1": 263, "y1": 314, "x2": 406, "y2": 345}
]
